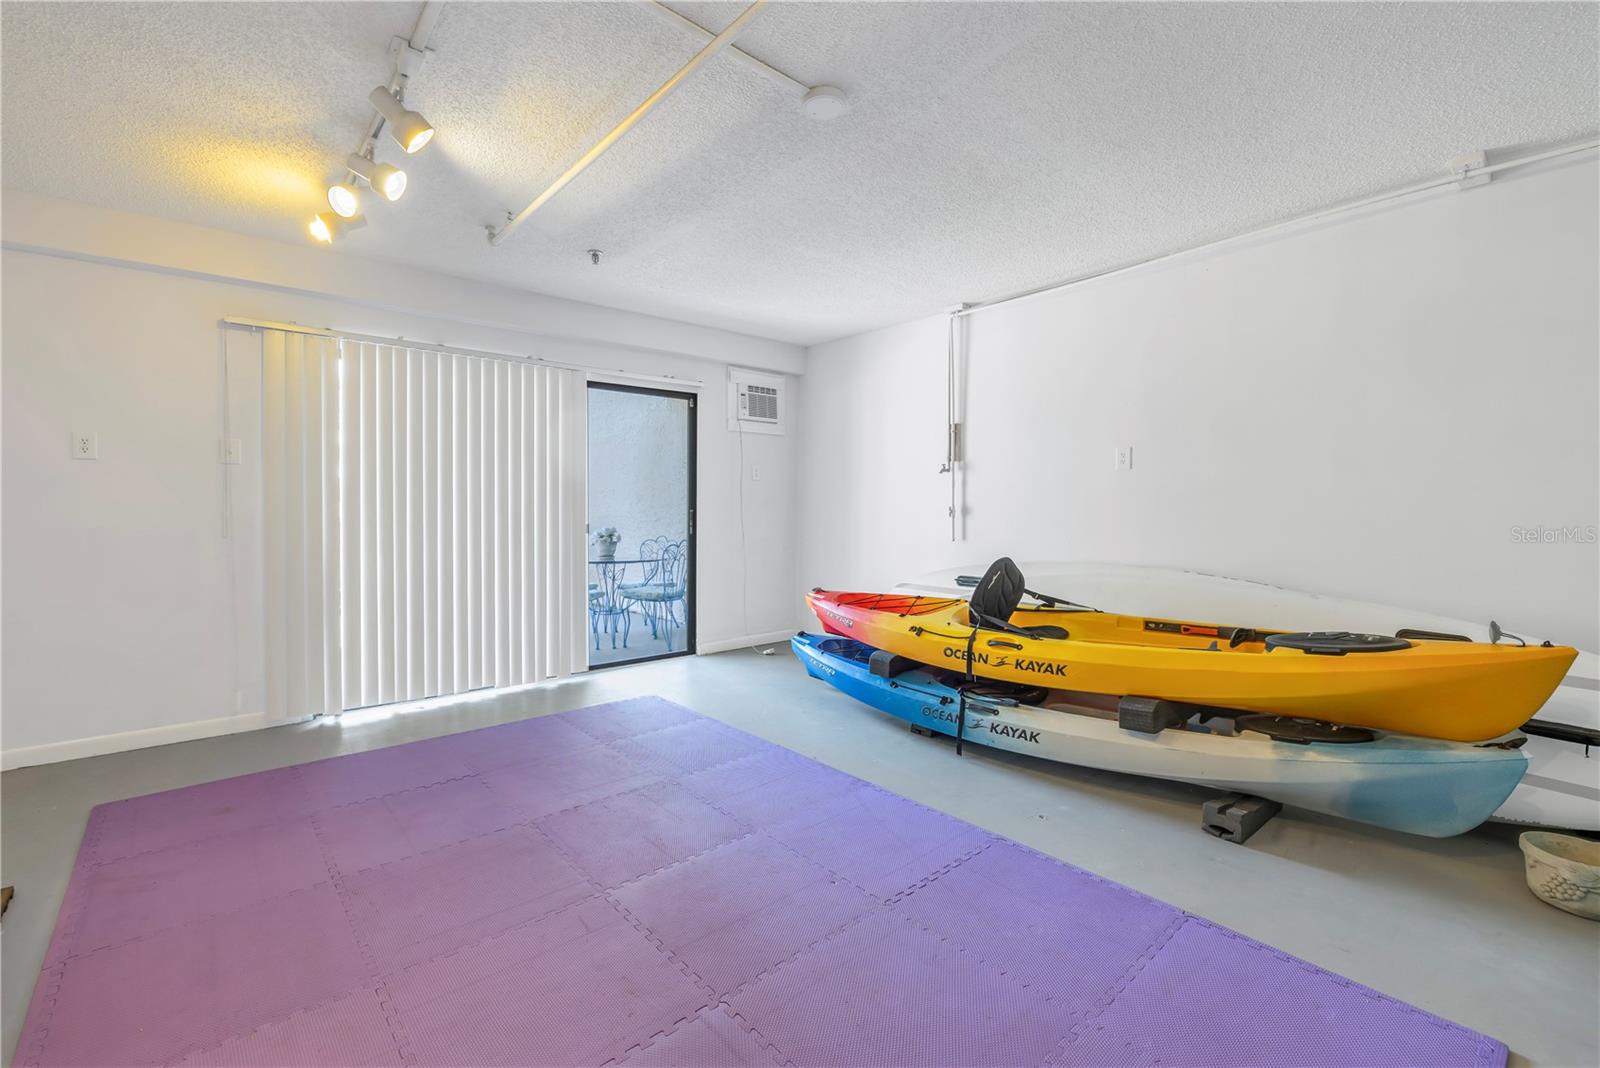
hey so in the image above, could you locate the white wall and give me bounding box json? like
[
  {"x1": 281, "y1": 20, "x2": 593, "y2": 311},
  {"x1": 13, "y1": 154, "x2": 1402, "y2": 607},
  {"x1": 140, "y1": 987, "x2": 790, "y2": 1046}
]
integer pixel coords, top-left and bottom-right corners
[
  {"x1": 799, "y1": 157, "x2": 1600, "y2": 651},
  {"x1": 2, "y1": 194, "x2": 802, "y2": 766}
]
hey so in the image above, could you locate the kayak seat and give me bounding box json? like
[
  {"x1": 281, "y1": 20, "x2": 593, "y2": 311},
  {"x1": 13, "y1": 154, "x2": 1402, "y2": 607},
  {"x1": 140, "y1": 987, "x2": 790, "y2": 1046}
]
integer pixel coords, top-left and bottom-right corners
[
  {"x1": 966, "y1": 556, "x2": 1069, "y2": 641},
  {"x1": 1265, "y1": 631, "x2": 1412, "y2": 655}
]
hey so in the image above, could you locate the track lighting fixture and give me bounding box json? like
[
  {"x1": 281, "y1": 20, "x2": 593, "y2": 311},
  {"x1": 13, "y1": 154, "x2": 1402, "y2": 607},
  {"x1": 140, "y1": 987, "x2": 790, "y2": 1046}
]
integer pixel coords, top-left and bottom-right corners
[
  {"x1": 308, "y1": 210, "x2": 366, "y2": 244},
  {"x1": 368, "y1": 86, "x2": 434, "y2": 154},
  {"x1": 345, "y1": 153, "x2": 407, "y2": 201},
  {"x1": 327, "y1": 182, "x2": 361, "y2": 218}
]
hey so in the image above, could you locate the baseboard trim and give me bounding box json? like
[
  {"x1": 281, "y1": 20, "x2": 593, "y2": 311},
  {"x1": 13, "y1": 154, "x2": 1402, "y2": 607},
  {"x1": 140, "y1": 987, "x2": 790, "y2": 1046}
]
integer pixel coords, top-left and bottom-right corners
[
  {"x1": 1, "y1": 712, "x2": 306, "y2": 771},
  {"x1": 697, "y1": 629, "x2": 797, "y2": 656}
]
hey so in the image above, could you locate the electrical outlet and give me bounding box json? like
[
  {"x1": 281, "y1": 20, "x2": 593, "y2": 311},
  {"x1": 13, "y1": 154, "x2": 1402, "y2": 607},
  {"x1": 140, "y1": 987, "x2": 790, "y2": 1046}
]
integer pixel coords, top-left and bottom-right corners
[
  {"x1": 71, "y1": 432, "x2": 98, "y2": 460},
  {"x1": 750, "y1": 464, "x2": 762, "y2": 482},
  {"x1": 219, "y1": 438, "x2": 243, "y2": 465},
  {"x1": 1114, "y1": 445, "x2": 1133, "y2": 471}
]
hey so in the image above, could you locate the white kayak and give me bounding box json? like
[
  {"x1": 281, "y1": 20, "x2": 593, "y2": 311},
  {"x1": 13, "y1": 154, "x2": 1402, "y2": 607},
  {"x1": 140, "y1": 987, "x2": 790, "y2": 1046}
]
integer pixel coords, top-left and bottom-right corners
[{"x1": 897, "y1": 562, "x2": 1599, "y2": 832}]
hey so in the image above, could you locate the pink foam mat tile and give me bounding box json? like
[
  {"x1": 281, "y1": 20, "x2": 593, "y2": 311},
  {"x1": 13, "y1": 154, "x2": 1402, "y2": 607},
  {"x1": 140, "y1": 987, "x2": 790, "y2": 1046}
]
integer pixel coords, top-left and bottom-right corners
[
  {"x1": 18, "y1": 882, "x2": 366, "y2": 1067},
  {"x1": 83, "y1": 765, "x2": 314, "y2": 864},
  {"x1": 170, "y1": 986, "x2": 403, "y2": 1067},
  {"x1": 558, "y1": 695, "x2": 704, "y2": 742},
  {"x1": 408, "y1": 711, "x2": 604, "y2": 772},
  {"x1": 611, "y1": 833, "x2": 876, "y2": 994},
  {"x1": 536, "y1": 780, "x2": 750, "y2": 889},
  {"x1": 1043, "y1": 916, "x2": 1508, "y2": 1068},
  {"x1": 764, "y1": 787, "x2": 996, "y2": 899},
  {"x1": 890, "y1": 840, "x2": 1182, "y2": 1002},
  {"x1": 477, "y1": 741, "x2": 667, "y2": 822},
  {"x1": 340, "y1": 824, "x2": 595, "y2": 975},
  {"x1": 724, "y1": 909, "x2": 1071, "y2": 1068},
  {"x1": 65, "y1": 817, "x2": 330, "y2": 958},
  {"x1": 296, "y1": 738, "x2": 478, "y2": 808},
  {"x1": 613, "y1": 1005, "x2": 788, "y2": 1067},
  {"x1": 382, "y1": 896, "x2": 710, "y2": 1067},
  {"x1": 313, "y1": 774, "x2": 522, "y2": 873},
  {"x1": 609, "y1": 717, "x2": 779, "y2": 775}
]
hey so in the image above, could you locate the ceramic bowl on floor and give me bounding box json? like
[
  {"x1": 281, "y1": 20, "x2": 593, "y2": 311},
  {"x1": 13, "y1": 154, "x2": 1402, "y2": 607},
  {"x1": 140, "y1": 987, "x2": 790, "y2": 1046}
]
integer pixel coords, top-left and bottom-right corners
[{"x1": 1519, "y1": 831, "x2": 1600, "y2": 920}]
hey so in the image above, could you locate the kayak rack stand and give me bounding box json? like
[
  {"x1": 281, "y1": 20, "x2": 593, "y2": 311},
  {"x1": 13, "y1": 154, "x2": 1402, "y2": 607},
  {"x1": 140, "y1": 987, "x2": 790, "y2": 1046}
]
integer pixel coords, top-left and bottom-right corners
[{"x1": 1202, "y1": 793, "x2": 1282, "y2": 844}]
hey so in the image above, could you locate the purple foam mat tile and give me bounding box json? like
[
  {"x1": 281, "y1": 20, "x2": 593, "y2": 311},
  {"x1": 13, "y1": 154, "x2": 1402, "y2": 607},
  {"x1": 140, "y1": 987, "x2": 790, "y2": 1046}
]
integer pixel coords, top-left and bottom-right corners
[
  {"x1": 382, "y1": 896, "x2": 711, "y2": 1067},
  {"x1": 765, "y1": 786, "x2": 996, "y2": 899},
  {"x1": 612, "y1": 833, "x2": 876, "y2": 995},
  {"x1": 560, "y1": 695, "x2": 704, "y2": 742},
  {"x1": 677, "y1": 745, "x2": 830, "y2": 802},
  {"x1": 609, "y1": 717, "x2": 781, "y2": 775},
  {"x1": 411, "y1": 711, "x2": 604, "y2": 773},
  {"x1": 84, "y1": 765, "x2": 313, "y2": 864},
  {"x1": 613, "y1": 1005, "x2": 788, "y2": 1068},
  {"x1": 891, "y1": 840, "x2": 1182, "y2": 1004},
  {"x1": 477, "y1": 741, "x2": 667, "y2": 822},
  {"x1": 726, "y1": 909, "x2": 1070, "y2": 1068},
  {"x1": 170, "y1": 986, "x2": 403, "y2": 1067},
  {"x1": 1047, "y1": 916, "x2": 1509, "y2": 1068},
  {"x1": 24, "y1": 882, "x2": 366, "y2": 1067},
  {"x1": 17, "y1": 696, "x2": 1509, "y2": 1068},
  {"x1": 536, "y1": 780, "x2": 750, "y2": 889},
  {"x1": 67, "y1": 817, "x2": 329, "y2": 957},
  {"x1": 340, "y1": 824, "x2": 595, "y2": 975},
  {"x1": 684, "y1": 755, "x2": 874, "y2": 831},
  {"x1": 296, "y1": 738, "x2": 478, "y2": 808},
  {"x1": 314, "y1": 774, "x2": 522, "y2": 873}
]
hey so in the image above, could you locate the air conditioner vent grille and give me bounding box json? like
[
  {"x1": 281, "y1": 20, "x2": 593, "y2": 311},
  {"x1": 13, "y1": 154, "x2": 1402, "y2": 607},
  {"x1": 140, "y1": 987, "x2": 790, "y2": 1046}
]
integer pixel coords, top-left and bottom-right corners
[{"x1": 743, "y1": 384, "x2": 779, "y2": 422}]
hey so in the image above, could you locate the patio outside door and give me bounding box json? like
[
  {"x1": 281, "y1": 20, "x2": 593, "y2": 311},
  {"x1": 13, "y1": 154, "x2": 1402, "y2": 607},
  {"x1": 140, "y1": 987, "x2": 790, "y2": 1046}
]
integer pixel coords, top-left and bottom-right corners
[{"x1": 586, "y1": 383, "x2": 696, "y2": 667}]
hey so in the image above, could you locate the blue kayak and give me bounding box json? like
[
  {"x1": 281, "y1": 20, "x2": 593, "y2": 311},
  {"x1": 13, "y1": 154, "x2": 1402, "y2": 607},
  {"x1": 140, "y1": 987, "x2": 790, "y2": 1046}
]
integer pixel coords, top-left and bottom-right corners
[{"x1": 792, "y1": 632, "x2": 1527, "y2": 838}]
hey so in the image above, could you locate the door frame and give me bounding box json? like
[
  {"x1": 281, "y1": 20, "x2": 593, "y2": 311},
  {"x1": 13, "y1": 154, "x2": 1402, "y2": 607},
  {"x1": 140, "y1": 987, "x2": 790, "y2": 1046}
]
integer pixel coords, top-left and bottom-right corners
[{"x1": 584, "y1": 380, "x2": 697, "y2": 668}]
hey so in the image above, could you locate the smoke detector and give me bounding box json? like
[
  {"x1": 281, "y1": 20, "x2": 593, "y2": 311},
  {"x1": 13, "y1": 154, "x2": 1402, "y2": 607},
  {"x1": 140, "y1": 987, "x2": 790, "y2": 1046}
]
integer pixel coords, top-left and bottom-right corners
[{"x1": 802, "y1": 85, "x2": 848, "y2": 121}]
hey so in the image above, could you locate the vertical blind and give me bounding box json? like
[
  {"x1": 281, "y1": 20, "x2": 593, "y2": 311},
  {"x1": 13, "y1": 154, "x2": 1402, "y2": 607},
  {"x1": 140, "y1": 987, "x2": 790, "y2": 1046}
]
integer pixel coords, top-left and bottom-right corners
[
  {"x1": 261, "y1": 331, "x2": 343, "y2": 719},
  {"x1": 258, "y1": 330, "x2": 588, "y2": 718}
]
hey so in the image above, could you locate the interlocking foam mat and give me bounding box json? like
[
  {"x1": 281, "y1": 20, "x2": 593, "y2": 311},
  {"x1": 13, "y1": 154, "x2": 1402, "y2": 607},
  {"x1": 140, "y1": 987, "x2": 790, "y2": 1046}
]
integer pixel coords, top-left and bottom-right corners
[{"x1": 15, "y1": 696, "x2": 1506, "y2": 1067}]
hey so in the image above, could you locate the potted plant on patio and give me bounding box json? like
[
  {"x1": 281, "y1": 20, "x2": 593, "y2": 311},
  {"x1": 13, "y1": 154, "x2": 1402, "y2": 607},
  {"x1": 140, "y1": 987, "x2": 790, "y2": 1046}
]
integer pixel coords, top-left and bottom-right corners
[{"x1": 592, "y1": 526, "x2": 621, "y2": 561}]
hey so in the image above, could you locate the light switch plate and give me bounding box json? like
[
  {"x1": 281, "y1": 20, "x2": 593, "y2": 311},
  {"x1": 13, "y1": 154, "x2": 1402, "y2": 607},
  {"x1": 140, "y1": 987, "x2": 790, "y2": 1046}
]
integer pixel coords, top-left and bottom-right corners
[
  {"x1": 220, "y1": 438, "x2": 243, "y2": 464},
  {"x1": 71, "y1": 432, "x2": 98, "y2": 460},
  {"x1": 1114, "y1": 445, "x2": 1133, "y2": 471}
]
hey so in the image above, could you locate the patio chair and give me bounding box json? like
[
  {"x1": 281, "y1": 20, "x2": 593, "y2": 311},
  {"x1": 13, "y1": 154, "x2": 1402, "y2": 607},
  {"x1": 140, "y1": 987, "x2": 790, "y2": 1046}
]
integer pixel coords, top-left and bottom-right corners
[{"x1": 622, "y1": 540, "x2": 688, "y2": 650}]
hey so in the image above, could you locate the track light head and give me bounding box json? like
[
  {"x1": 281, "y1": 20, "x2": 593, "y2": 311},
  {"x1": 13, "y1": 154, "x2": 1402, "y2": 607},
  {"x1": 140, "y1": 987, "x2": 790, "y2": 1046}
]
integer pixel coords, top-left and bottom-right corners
[
  {"x1": 327, "y1": 182, "x2": 361, "y2": 218},
  {"x1": 368, "y1": 86, "x2": 434, "y2": 154},
  {"x1": 308, "y1": 210, "x2": 367, "y2": 245},
  {"x1": 345, "y1": 153, "x2": 407, "y2": 202}
]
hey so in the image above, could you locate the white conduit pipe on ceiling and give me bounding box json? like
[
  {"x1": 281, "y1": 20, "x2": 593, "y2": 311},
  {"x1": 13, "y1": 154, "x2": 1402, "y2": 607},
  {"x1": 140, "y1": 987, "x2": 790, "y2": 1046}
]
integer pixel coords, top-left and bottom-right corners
[
  {"x1": 489, "y1": 0, "x2": 768, "y2": 246},
  {"x1": 641, "y1": 0, "x2": 808, "y2": 95},
  {"x1": 956, "y1": 137, "x2": 1600, "y2": 319}
]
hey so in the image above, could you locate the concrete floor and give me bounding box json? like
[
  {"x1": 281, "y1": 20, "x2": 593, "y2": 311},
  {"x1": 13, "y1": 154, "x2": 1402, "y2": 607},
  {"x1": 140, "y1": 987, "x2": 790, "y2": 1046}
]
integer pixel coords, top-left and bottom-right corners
[{"x1": 3, "y1": 646, "x2": 1597, "y2": 1067}]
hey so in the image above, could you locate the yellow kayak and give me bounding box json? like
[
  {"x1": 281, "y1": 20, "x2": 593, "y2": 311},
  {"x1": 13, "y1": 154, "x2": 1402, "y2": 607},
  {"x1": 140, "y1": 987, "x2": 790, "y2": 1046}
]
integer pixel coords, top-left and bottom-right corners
[{"x1": 805, "y1": 577, "x2": 1575, "y2": 743}]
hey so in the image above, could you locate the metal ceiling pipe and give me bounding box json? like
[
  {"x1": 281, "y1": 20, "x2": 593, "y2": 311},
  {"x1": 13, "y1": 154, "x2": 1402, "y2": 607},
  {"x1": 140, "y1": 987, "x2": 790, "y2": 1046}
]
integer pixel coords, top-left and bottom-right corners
[
  {"x1": 640, "y1": 0, "x2": 807, "y2": 95},
  {"x1": 489, "y1": 0, "x2": 768, "y2": 247}
]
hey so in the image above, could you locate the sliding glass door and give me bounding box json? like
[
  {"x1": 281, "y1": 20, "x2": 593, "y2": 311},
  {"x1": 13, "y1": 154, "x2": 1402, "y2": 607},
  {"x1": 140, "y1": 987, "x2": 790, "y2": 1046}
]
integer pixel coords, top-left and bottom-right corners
[{"x1": 586, "y1": 383, "x2": 696, "y2": 667}]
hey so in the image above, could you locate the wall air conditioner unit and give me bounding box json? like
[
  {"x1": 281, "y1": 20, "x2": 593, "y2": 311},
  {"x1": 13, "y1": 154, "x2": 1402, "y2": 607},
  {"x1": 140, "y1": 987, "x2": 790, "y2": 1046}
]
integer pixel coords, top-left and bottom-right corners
[{"x1": 727, "y1": 367, "x2": 785, "y2": 435}]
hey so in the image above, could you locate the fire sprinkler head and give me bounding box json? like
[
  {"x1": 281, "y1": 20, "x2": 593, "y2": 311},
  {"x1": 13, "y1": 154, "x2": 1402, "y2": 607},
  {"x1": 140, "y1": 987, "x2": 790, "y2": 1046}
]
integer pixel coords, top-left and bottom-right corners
[{"x1": 588, "y1": 249, "x2": 603, "y2": 266}]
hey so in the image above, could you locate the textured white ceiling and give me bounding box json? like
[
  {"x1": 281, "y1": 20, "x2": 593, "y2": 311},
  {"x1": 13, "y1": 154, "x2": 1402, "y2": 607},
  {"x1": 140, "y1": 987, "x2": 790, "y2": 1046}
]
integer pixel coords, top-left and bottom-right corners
[{"x1": 4, "y1": 2, "x2": 1596, "y2": 345}]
